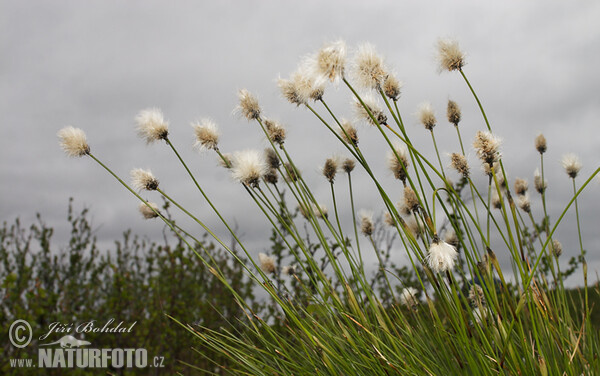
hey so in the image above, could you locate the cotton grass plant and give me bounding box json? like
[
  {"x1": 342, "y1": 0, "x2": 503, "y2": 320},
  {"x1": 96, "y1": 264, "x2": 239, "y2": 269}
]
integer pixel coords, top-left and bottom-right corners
[{"x1": 59, "y1": 38, "x2": 600, "y2": 375}]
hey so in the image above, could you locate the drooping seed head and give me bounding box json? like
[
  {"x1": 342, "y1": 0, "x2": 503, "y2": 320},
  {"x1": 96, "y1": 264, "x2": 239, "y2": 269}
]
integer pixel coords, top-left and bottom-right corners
[
  {"x1": 403, "y1": 186, "x2": 420, "y2": 212},
  {"x1": 236, "y1": 89, "x2": 261, "y2": 120},
  {"x1": 450, "y1": 153, "x2": 470, "y2": 178},
  {"x1": 58, "y1": 126, "x2": 90, "y2": 157},
  {"x1": 353, "y1": 43, "x2": 387, "y2": 90},
  {"x1": 139, "y1": 202, "x2": 160, "y2": 219},
  {"x1": 473, "y1": 130, "x2": 502, "y2": 166},
  {"x1": 359, "y1": 211, "x2": 374, "y2": 236},
  {"x1": 387, "y1": 143, "x2": 410, "y2": 183},
  {"x1": 264, "y1": 148, "x2": 281, "y2": 170},
  {"x1": 447, "y1": 100, "x2": 462, "y2": 126},
  {"x1": 264, "y1": 119, "x2": 287, "y2": 146},
  {"x1": 231, "y1": 150, "x2": 268, "y2": 188},
  {"x1": 427, "y1": 239, "x2": 458, "y2": 273},
  {"x1": 322, "y1": 157, "x2": 339, "y2": 183},
  {"x1": 514, "y1": 178, "x2": 529, "y2": 196},
  {"x1": 339, "y1": 119, "x2": 359, "y2": 145},
  {"x1": 518, "y1": 194, "x2": 531, "y2": 213},
  {"x1": 258, "y1": 253, "x2": 276, "y2": 274},
  {"x1": 383, "y1": 73, "x2": 402, "y2": 101},
  {"x1": 192, "y1": 119, "x2": 220, "y2": 150},
  {"x1": 436, "y1": 38, "x2": 466, "y2": 72},
  {"x1": 534, "y1": 168, "x2": 547, "y2": 194},
  {"x1": 354, "y1": 94, "x2": 387, "y2": 126},
  {"x1": 342, "y1": 158, "x2": 356, "y2": 173},
  {"x1": 418, "y1": 102, "x2": 437, "y2": 131},
  {"x1": 535, "y1": 133, "x2": 547, "y2": 154},
  {"x1": 131, "y1": 168, "x2": 159, "y2": 191},
  {"x1": 135, "y1": 108, "x2": 169, "y2": 144},
  {"x1": 400, "y1": 287, "x2": 419, "y2": 308},
  {"x1": 561, "y1": 153, "x2": 582, "y2": 179},
  {"x1": 315, "y1": 40, "x2": 346, "y2": 82}
]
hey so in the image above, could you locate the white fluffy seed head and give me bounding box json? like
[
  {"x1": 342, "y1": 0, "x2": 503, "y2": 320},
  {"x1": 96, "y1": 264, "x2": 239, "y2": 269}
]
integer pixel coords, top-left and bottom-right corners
[
  {"x1": 383, "y1": 73, "x2": 402, "y2": 101},
  {"x1": 473, "y1": 130, "x2": 502, "y2": 166},
  {"x1": 436, "y1": 38, "x2": 466, "y2": 72},
  {"x1": 514, "y1": 178, "x2": 529, "y2": 196},
  {"x1": 561, "y1": 153, "x2": 582, "y2": 179},
  {"x1": 387, "y1": 143, "x2": 410, "y2": 182},
  {"x1": 400, "y1": 287, "x2": 419, "y2": 308},
  {"x1": 359, "y1": 210, "x2": 374, "y2": 236},
  {"x1": 427, "y1": 239, "x2": 458, "y2": 273},
  {"x1": 258, "y1": 253, "x2": 276, "y2": 274},
  {"x1": 139, "y1": 202, "x2": 160, "y2": 219},
  {"x1": 130, "y1": 168, "x2": 159, "y2": 191},
  {"x1": 353, "y1": 43, "x2": 387, "y2": 90},
  {"x1": 534, "y1": 168, "x2": 547, "y2": 194},
  {"x1": 231, "y1": 150, "x2": 268, "y2": 187},
  {"x1": 339, "y1": 119, "x2": 359, "y2": 145},
  {"x1": 418, "y1": 102, "x2": 437, "y2": 131},
  {"x1": 192, "y1": 119, "x2": 220, "y2": 150},
  {"x1": 58, "y1": 126, "x2": 90, "y2": 157},
  {"x1": 135, "y1": 108, "x2": 169, "y2": 143},
  {"x1": 314, "y1": 40, "x2": 346, "y2": 82},
  {"x1": 535, "y1": 133, "x2": 547, "y2": 154},
  {"x1": 236, "y1": 89, "x2": 261, "y2": 120},
  {"x1": 518, "y1": 194, "x2": 531, "y2": 213},
  {"x1": 282, "y1": 265, "x2": 296, "y2": 276},
  {"x1": 354, "y1": 94, "x2": 387, "y2": 126}
]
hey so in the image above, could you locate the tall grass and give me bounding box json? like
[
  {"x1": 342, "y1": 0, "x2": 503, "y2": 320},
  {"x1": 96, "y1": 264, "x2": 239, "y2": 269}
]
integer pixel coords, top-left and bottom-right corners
[{"x1": 59, "y1": 38, "x2": 599, "y2": 375}]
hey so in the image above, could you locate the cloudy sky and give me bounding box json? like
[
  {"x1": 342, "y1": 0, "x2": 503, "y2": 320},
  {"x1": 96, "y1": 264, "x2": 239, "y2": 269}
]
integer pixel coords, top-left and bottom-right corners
[{"x1": 2, "y1": 0, "x2": 599, "y2": 286}]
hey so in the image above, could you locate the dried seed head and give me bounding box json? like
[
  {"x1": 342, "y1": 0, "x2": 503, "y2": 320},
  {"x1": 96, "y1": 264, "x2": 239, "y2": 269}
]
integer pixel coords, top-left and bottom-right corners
[
  {"x1": 58, "y1": 126, "x2": 90, "y2": 157},
  {"x1": 400, "y1": 287, "x2": 419, "y2": 308},
  {"x1": 264, "y1": 169, "x2": 279, "y2": 185},
  {"x1": 518, "y1": 194, "x2": 531, "y2": 213},
  {"x1": 231, "y1": 150, "x2": 268, "y2": 188},
  {"x1": 534, "y1": 168, "x2": 547, "y2": 194},
  {"x1": 535, "y1": 133, "x2": 547, "y2": 154},
  {"x1": 551, "y1": 240, "x2": 563, "y2": 257},
  {"x1": 387, "y1": 143, "x2": 410, "y2": 183},
  {"x1": 314, "y1": 204, "x2": 328, "y2": 220},
  {"x1": 315, "y1": 40, "x2": 346, "y2": 82},
  {"x1": 284, "y1": 162, "x2": 300, "y2": 182},
  {"x1": 264, "y1": 148, "x2": 281, "y2": 170},
  {"x1": 447, "y1": 100, "x2": 461, "y2": 126},
  {"x1": 359, "y1": 211, "x2": 374, "y2": 236},
  {"x1": 135, "y1": 108, "x2": 169, "y2": 144},
  {"x1": 514, "y1": 178, "x2": 529, "y2": 196},
  {"x1": 277, "y1": 77, "x2": 304, "y2": 106},
  {"x1": 264, "y1": 119, "x2": 287, "y2": 146},
  {"x1": 339, "y1": 119, "x2": 359, "y2": 145},
  {"x1": 353, "y1": 43, "x2": 387, "y2": 90},
  {"x1": 282, "y1": 265, "x2": 296, "y2": 276},
  {"x1": 131, "y1": 168, "x2": 159, "y2": 191},
  {"x1": 342, "y1": 158, "x2": 356, "y2": 173},
  {"x1": 397, "y1": 202, "x2": 412, "y2": 217},
  {"x1": 444, "y1": 230, "x2": 459, "y2": 248},
  {"x1": 383, "y1": 73, "x2": 402, "y2": 101},
  {"x1": 384, "y1": 212, "x2": 396, "y2": 227},
  {"x1": 491, "y1": 190, "x2": 502, "y2": 209},
  {"x1": 473, "y1": 130, "x2": 502, "y2": 166},
  {"x1": 139, "y1": 202, "x2": 160, "y2": 219},
  {"x1": 561, "y1": 153, "x2": 582, "y2": 179},
  {"x1": 469, "y1": 285, "x2": 485, "y2": 307},
  {"x1": 237, "y1": 89, "x2": 261, "y2": 120},
  {"x1": 403, "y1": 186, "x2": 420, "y2": 212},
  {"x1": 192, "y1": 119, "x2": 220, "y2": 150},
  {"x1": 418, "y1": 102, "x2": 437, "y2": 131},
  {"x1": 258, "y1": 253, "x2": 276, "y2": 274},
  {"x1": 427, "y1": 239, "x2": 458, "y2": 273},
  {"x1": 354, "y1": 94, "x2": 387, "y2": 126},
  {"x1": 218, "y1": 153, "x2": 232, "y2": 169},
  {"x1": 278, "y1": 65, "x2": 326, "y2": 106},
  {"x1": 322, "y1": 157, "x2": 339, "y2": 183},
  {"x1": 436, "y1": 38, "x2": 465, "y2": 72},
  {"x1": 450, "y1": 153, "x2": 470, "y2": 178}
]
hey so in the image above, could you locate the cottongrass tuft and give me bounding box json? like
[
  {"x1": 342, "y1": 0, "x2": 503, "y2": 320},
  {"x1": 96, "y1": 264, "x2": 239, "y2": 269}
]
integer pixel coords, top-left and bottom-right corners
[
  {"x1": 258, "y1": 253, "x2": 276, "y2": 274},
  {"x1": 561, "y1": 153, "x2": 582, "y2": 179},
  {"x1": 322, "y1": 157, "x2": 339, "y2": 183},
  {"x1": 131, "y1": 169, "x2": 159, "y2": 191},
  {"x1": 231, "y1": 150, "x2": 268, "y2": 188},
  {"x1": 447, "y1": 100, "x2": 461, "y2": 126},
  {"x1": 354, "y1": 94, "x2": 387, "y2": 126},
  {"x1": 514, "y1": 178, "x2": 528, "y2": 196},
  {"x1": 192, "y1": 119, "x2": 220, "y2": 151},
  {"x1": 339, "y1": 119, "x2": 359, "y2": 145},
  {"x1": 282, "y1": 265, "x2": 296, "y2": 276},
  {"x1": 534, "y1": 168, "x2": 547, "y2": 194},
  {"x1": 264, "y1": 119, "x2": 287, "y2": 146},
  {"x1": 383, "y1": 73, "x2": 402, "y2": 101},
  {"x1": 387, "y1": 143, "x2": 410, "y2": 183},
  {"x1": 384, "y1": 212, "x2": 396, "y2": 227},
  {"x1": 277, "y1": 65, "x2": 325, "y2": 106},
  {"x1": 551, "y1": 239, "x2": 563, "y2": 257},
  {"x1": 359, "y1": 211, "x2": 374, "y2": 236},
  {"x1": 58, "y1": 126, "x2": 90, "y2": 157},
  {"x1": 399, "y1": 287, "x2": 419, "y2": 308},
  {"x1": 436, "y1": 38, "x2": 465, "y2": 72},
  {"x1": 518, "y1": 194, "x2": 531, "y2": 213},
  {"x1": 427, "y1": 239, "x2": 458, "y2": 273},
  {"x1": 444, "y1": 230, "x2": 459, "y2": 248},
  {"x1": 314, "y1": 40, "x2": 346, "y2": 82},
  {"x1": 418, "y1": 102, "x2": 437, "y2": 131},
  {"x1": 473, "y1": 130, "x2": 502, "y2": 166},
  {"x1": 218, "y1": 153, "x2": 232, "y2": 169},
  {"x1": 135, "y1": 108, "x2": 169, "y2": 144},
  {"x1": 535, "y1": 133, "x2": 547, "y2": 154},
  {"x1": 264, "y1": 148, "x2": 281, "y2": 170},
  {"x1": 450, "y1": 153, "x2": 470, "y2": 178},
  {"x1": 237, "y1": 89, "x2": 261, "y2": 121},
  {"x1": 353, "y1": 43, "x2": 387, "y2": 90},
  {"x1": 139, "y1": 202, "x2": 160, "y2": 219},
  {"x1": 403, "y1": 186, "x2": 420, "y2": 212},
  {"x1": 342, "y1": 158, "x2": 356, "y2": 173}
]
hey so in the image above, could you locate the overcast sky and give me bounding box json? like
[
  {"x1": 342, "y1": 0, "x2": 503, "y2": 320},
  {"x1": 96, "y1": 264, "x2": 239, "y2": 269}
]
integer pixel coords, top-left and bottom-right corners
[{"x1": 1, "y1": 0, "x2": 599, "y2": 286}]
